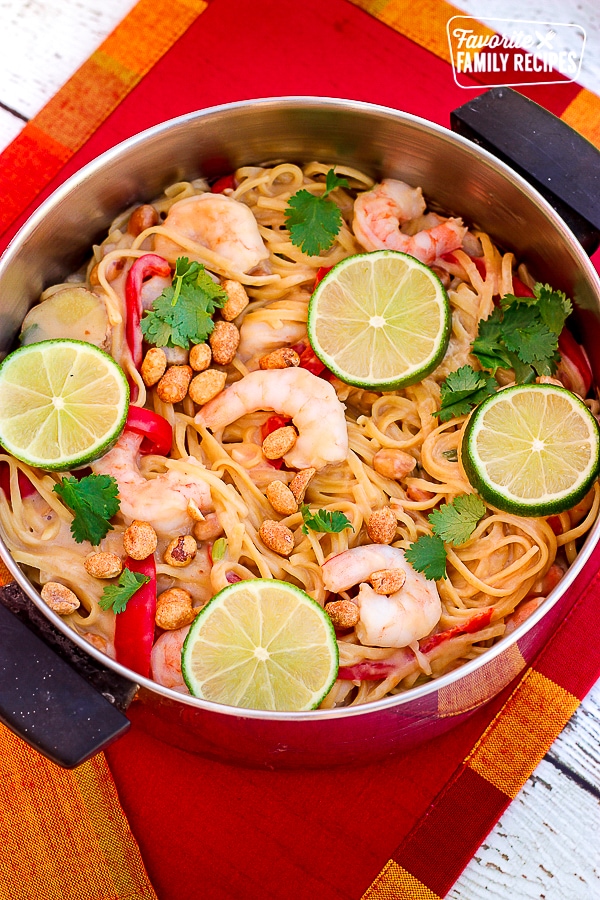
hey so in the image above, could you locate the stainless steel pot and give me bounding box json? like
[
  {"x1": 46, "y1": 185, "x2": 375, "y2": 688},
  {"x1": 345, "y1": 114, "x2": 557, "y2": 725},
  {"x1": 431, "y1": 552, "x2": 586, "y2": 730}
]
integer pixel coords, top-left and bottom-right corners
[{"x1": 1, "y1": 93, "x2": 599, "y2": 769}]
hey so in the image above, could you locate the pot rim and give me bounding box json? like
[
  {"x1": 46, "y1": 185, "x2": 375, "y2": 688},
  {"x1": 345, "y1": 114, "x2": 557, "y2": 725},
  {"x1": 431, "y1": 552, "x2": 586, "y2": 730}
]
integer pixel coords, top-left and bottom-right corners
[{"x1": 1, "y1": 95, "x2": 599, "y2": 722}]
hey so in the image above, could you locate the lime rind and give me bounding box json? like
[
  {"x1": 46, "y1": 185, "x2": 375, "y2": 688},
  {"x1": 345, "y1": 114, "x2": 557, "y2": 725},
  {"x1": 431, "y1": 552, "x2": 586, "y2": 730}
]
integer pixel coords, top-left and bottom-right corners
[
  {"x1": 181, "y1": 579, "x2": 339, "y2": 711},
  {"x1": 307, "y1": 250, "x2": 451, "y2": 390},
  {"x1": 0, "y1": 339, "x2": 129, "y2": 470},
  {"x1": 461, "y1": 383, "x2": 600, "y2": 516}
]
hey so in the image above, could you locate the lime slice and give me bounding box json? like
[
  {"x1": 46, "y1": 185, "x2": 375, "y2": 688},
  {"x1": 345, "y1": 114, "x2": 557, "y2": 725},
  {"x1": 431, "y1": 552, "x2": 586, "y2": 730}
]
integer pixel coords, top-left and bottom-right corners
[
  {"x1": 182, "y1": 579, "x2": 339, "y2": 711},
  {"x1": 307, "y1": 250, "x2": 451, "y2": 390},
  {"x1": 461, "y1": 383, "x2": 600, "y2": 516},
  {"x1": 0, "y1": 339, "x2": 129, "y2": 470}
]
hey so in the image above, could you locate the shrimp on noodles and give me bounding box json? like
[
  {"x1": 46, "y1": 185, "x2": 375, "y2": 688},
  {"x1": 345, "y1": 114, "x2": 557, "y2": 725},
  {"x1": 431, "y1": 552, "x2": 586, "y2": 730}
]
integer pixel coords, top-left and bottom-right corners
[
  {"x1": 154, "y1": 193, "x2": 270, "y2": 273},
  {"x1": 353, "y1": 178, "x2": 467, "y2": 264},
  {"x1": 151, "y1": 626, "x2": 190, "y2": 691},
  {"x1": 196, "y1": 367, "x2": 349, "y2": 470},
  {"x1": 322, "y1": 545, "x2": 442, "y2": 648},
  {"x1": 91, "y1": 430, "x2": 213, "y2": 534}
]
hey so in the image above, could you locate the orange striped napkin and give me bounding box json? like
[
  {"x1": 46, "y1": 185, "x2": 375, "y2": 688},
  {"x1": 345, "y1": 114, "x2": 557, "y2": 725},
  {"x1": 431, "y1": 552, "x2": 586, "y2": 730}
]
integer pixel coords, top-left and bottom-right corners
[{"x1": 0, "y1": 1, "x2": 599, "y2": 898}]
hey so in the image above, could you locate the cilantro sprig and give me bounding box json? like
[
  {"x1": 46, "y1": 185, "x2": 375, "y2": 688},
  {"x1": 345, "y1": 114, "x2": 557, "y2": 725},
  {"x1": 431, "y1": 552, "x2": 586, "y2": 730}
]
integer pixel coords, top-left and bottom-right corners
[
  {"x1": 285, "y1": 169, "x2": 350, "y2": 257},
  {"x1": 435, "y1": 365, "x2": 497, "y2": 422},
  {"x1": 301, "y1": 506, "x2": 354, "y2": 535},
  {"x1": 99, "y1": 569, "x2": 151, "y2": 614},
  {"x1": 405, "y1": 494, "x2": 486, "y2": 580},
  {"x1": 53, "y1": 473, "x2": 120, "y2": 546},
  {"x1": 141, "y1": 257, "x2": 227, "y2": 349},
  {"x1": 472, "y1": 283, "x2": 572, "y2": 382}
]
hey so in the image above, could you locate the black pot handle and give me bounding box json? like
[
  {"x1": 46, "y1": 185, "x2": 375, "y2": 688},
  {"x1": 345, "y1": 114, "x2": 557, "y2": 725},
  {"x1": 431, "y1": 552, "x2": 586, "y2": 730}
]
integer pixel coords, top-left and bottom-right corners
[
  {"x1": 450, "y1": 87, "x2": 600, "y2": 256},
  {"x1": 0, "y1": 581, "x2": 136, "y2": 767}
]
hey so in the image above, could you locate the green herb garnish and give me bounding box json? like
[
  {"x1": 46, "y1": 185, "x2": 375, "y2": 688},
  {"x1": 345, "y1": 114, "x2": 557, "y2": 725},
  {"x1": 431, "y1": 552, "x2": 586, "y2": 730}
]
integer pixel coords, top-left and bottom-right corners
[
  {"x1": 405, "y1": 494, "x2": 486, "y2": 580},
  {"x1": 285, "y1": 169, "x2": 350, "y2": 257},
  {"x1": 211, "y1": 537, "x2": 227, "y2": 560},
  {"x1": 99, "y1": 569, "x2": 151, "y2": 614},
  {"x1": 405, "y1": 534, "x2": 447, "y2": 582},
  {"x1": 435, "y1": 365, "x2": 497, "y2": 422},
  {"x1": 472, "y1": 282, "x2": 572, "y2": 382},
  {"x1": 53, "y1": 474, "x2": 120, "y2": 546},
  {"x1": 301, "y1": 506, "x2": 354, "y2": 535},
  {"x1": 141, "y1": 257, "x2": 227, "y2": 349}
]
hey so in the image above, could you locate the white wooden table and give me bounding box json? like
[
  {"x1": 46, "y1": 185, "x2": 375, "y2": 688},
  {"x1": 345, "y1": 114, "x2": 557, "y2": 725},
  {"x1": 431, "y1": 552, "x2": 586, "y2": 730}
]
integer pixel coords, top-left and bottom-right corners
[{"x1": 1, "y1": 1, "x2": 599, "y2": 897}]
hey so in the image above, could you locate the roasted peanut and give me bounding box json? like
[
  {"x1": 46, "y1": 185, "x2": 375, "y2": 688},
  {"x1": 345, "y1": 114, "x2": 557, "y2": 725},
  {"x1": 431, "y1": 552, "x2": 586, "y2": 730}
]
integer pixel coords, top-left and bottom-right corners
[
  {"x1": 325, "y1": 599, "x2": 360, "y2": 629},
  {"x1": 209, "y1": 320, "x2": 240, "y2": 365},
  {"x1": 123, "y1": 520, "x2": 158, "y2": 560},
  {"x1": 84, "y1": 551, "x2": 123, "y2": 579},
  {"x1": 220, "y1": 279, "x2": 250, "y2": 321},
  {"x1": 188, "y1": 369, "x2": 227, "y2": 405},
  {"x1": 192, "y1": 512, "x2": 224, "y2": 542},
  {"x1": 289, "y1": 469, "x2": 316, "y2": 505},
  {"x1": 41, "y1": 582, "x2": 80, "y2": 614},
  {"x1": 262, "y1": 426, "x2": 297, "y2": 460},
  {"x1": 372, "y1": 448, "x2": 416, "y2": 481},
  {"x1": 141, "y1": 347, "x2": 167, "y2": 387},
  {"x1": 289, "y1": 467, "x2": 316, "y2": 504},
  {"x1": 155, "y1": 588, "x2": 197, "y2": 630},
  {"x1": 89, "y1": 257, "x2": 124, "y2": 285},
  {"x1": 259, "y1": 348, "x2": 300, "y2": 370},
  {"x1": 259, "y1": 520, "x2": 295, "y2": 556},
  {"x1": 266, "y1": 480, "x2": 298, "y2": 516},
  {"x1": 83, "y1": 632, "x2": 111, "y2": 655},
  {"x1": 370, "y1": 567, "x2": 406, "y2": 595},
  {"x1": 164, "y1": 534, "x2": 198, "y2": 567},
  {"x1": 189, "y1": 342, "x2": 212, "y2": 372},
  {"x1": 156, "y1": 364, "x2": 193, "y2": 404},
  {"x1": 366, "y1": 506, "x2": 397, "y2": 544},
  {"x1": 127, "y1": 204, "x2": 159, "y2": 237}
]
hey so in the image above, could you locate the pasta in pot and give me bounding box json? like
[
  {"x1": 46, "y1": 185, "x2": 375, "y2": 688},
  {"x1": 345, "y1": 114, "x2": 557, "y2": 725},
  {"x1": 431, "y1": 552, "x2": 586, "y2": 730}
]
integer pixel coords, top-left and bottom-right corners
[{"x1": 0, "y1": 160, "x2": 598, "y2": 708}]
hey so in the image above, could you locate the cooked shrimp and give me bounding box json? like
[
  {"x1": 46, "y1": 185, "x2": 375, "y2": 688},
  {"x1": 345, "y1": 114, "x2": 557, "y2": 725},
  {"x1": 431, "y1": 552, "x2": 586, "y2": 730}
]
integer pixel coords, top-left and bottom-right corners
[
  {"x1": 353, "y1": 179, "x2": 467, "y2": 265},
  {"x1": 154, "y1": 193, "x2": 269, "y2": 273},
  {"x1": 322, "y1": 544, "x2": 442, "y2": 648},
  {"x1": 91, "y1": 430, "x2": 212, "y2": 535},
  {"x1": 151, "y1": 625, "x2": 190, "y2": 692},
  {"x1": 195, "y1": 367, "x2": 348, "y2": 470}
]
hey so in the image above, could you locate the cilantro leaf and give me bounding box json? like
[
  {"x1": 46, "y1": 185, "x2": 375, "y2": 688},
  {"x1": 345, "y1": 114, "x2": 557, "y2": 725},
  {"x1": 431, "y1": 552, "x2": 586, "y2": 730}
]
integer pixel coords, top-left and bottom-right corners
[
  {"x1": 435, "y1": 365, "x2": 497, "y2": 422},
  {"x1": 405, "y1": 534, "x2": 447, "y2": 581},
  {"x1": 500, "y1": 305, "x2": 558, "y2": 365},
  {"x1": 428, "y1": 493, "x2": 486, "y2": 546},
  {"x1": 53, "y1": 474, "x2": 120, "y2": 546},
  {"x1": 285, "y1": 169, "x2": 349, "y2": 257},
  {"x1": 535, "y1": 282, "x2": 572, "y2": 334},
  {"x1": 301, "y1": 506, "x2": 354, "y2": 535},
  {"x1": 472, "y1": 282, "x2": 572, "y2": 381},
  {"x1": 98, "y1": 569, "x2": 151, "y2": 615},
  {"x1": 141, "y1": 257, "x2": 227, "y2": 349}
]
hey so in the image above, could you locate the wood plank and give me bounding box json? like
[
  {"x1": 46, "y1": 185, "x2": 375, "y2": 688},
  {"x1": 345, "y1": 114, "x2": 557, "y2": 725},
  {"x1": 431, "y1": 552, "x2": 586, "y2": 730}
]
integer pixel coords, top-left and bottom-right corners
[
  {"x1": 450, "y1": 757, "x2": 600, "y2": 898},
  {"x1": 0, "y1": 0, "x2": 138, "y2": 120}
]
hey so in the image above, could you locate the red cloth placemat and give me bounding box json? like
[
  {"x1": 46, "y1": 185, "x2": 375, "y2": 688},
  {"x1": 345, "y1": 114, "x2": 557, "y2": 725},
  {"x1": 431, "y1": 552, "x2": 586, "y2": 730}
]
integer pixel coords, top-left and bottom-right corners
[{"x1": 1, "y1": 1, "x2": 599, "y2": 898}]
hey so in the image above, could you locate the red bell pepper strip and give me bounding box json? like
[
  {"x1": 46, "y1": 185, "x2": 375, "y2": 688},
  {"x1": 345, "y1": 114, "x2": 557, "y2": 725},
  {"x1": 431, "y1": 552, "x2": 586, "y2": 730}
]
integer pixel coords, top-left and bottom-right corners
[
  {"x1": 558, "y1": 328, "x2": 593, "y2": 394},
  {"x1": 418, "y1": 608, "x2": 493, "y2": 654},
  {"x1": 211, "y1": 174, "x2": 237, "y2": 193},
  {"x1": 441, "y1": 252, "x2": 486, "y2": 279},
  {"x1": 511, "y1": 276, "x2": 535, "y2": 298},
  {"x1": 125, "y1": 407, "x2": 173, "y2": 456},
  {"x1": 291, "y1": 342, "x2": 328, "y2": 377},
  {"x1": 314, "y1": 266, "x2": 332, "y2": 288},
  {"x1": 0, "y1": 462, "x2": 37, "y2": 499},
  {"x1": 113, "y1": 555, "x2": 157, "y2": 679},
  {"x1": 125, "y1": 254, "x2": 171, "y2": 368}
]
